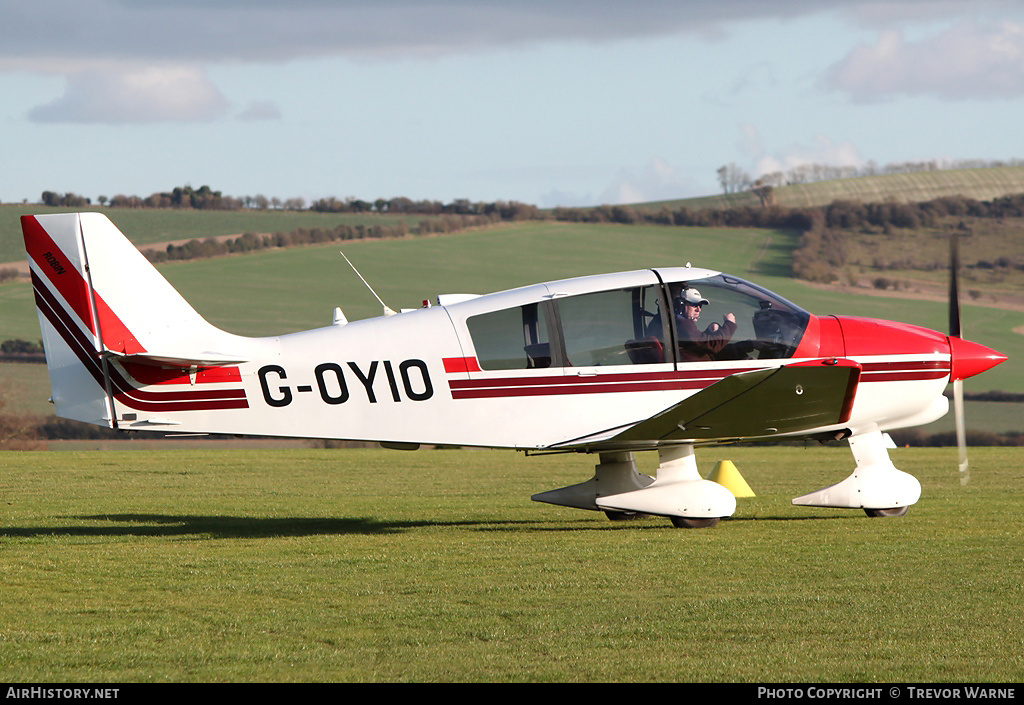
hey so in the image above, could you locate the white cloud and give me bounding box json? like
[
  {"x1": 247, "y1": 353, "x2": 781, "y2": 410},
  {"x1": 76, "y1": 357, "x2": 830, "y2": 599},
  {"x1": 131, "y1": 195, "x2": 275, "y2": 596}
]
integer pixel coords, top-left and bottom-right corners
[
  {"x1": 29, "y1": 65, "x2": 230, "y2": 124},
  {"x1": 597, "y1": 158, "x2": 697, "y2": 205},
  {"x1": 825, "y1": 20, "x2": 1024, "y2": 101},
  {"x1": 743, "y1": 128, "x2": 865, "y2": 180}
]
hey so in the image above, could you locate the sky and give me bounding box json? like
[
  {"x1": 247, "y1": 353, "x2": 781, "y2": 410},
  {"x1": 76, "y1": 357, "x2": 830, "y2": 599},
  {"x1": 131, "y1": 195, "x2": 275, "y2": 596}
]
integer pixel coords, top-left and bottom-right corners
[{"x1": 3, "y1": 1, "x2": 1024, "y2": 208}]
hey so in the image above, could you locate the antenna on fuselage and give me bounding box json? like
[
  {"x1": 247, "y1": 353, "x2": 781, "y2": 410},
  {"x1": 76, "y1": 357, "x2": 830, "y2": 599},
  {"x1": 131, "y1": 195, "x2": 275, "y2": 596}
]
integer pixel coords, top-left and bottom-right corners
[{"x1": 339, "y1": 251, "x2": 397, "y2": 316}]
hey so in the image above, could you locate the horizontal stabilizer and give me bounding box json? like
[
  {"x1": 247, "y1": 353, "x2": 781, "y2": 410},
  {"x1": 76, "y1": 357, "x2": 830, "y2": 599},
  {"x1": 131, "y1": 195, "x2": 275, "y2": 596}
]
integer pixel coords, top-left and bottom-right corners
[
  {"x1": 600, "y1": 359, "x2": 861, "y2": 446},
  {"x1": 104, "y1": 350, "x2": 249, "y2": 367}
]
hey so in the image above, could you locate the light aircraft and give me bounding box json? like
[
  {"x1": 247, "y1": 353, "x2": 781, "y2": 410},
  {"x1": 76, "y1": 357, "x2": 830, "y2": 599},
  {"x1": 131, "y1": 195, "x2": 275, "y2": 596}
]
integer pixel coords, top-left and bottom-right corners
[{"x1": 22, "y1": 213, "x2": 1006, "y2": 527}]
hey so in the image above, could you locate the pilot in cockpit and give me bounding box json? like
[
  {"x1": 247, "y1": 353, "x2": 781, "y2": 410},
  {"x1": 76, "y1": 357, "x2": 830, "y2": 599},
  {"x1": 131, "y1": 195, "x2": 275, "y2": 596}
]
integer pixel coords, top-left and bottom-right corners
[{"x1": 673, "y1": 286, "x2": 737, "y2": 362}]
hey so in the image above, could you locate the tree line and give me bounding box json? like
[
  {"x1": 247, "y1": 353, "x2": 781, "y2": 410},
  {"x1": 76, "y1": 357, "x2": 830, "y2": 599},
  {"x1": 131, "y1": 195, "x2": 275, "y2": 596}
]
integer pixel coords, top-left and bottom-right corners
[
  {"x1": 142, "y1": 213, "x2": 497, "y2": 263},
  {"x1": 34, "y1": 185, "x2": 541, "y2": 219}
]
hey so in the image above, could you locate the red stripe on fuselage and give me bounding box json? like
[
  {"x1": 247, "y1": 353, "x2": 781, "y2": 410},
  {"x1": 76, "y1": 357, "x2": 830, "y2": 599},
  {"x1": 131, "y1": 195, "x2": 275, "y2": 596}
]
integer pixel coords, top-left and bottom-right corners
[
  {"x1": 120, "y1": 361, "x2": 243, "y2": 386},
  {"x1": 860, "y1": 360, "x2": 950, "y2": 382},
  {"x1": 447, "y1": 367, "x2": 750, "y2": 399},
  {"x1": 442, "y1": 356, "x2": 482, "y2": 373}
]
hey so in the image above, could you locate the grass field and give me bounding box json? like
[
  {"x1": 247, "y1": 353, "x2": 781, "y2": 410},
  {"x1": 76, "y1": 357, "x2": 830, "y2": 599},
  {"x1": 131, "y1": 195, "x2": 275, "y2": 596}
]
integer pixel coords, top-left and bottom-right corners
[{"x1": 0, "y1": 446, "x2": 1021, "y2": 682}]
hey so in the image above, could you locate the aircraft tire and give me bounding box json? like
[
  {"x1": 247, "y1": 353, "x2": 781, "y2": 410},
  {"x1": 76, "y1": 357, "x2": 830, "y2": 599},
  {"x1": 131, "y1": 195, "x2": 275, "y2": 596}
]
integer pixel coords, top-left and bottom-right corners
[
  {"x1": 604, "y1": 510, "x2": 651, "y2": 521},
  {"x1": 669, "y1": 516, "x2": 720, "y2": 529},
  {"x1": 863, "y1": 506, "x2": 909, "y2": 518}
]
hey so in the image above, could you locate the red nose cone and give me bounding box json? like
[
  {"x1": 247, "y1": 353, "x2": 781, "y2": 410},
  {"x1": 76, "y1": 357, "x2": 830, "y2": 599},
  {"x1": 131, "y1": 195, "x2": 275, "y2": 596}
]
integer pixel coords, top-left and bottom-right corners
[{"x1": 948, "y1": 336, "x2": 1007, "y2": 381}]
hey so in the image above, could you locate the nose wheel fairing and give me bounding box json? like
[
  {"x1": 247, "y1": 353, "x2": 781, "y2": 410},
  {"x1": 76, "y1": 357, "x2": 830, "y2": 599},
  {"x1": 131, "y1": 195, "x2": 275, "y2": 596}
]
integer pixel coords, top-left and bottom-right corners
[{"x1": 792, "y1": 429, "x2": 921, "y2": 512}]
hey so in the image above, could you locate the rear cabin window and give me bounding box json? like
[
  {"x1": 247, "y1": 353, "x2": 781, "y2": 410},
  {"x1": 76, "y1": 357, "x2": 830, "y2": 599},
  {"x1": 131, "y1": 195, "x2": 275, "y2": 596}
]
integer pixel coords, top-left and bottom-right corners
[{"x1": 467, "y1": 302, "x2": 552, "y2": 370}]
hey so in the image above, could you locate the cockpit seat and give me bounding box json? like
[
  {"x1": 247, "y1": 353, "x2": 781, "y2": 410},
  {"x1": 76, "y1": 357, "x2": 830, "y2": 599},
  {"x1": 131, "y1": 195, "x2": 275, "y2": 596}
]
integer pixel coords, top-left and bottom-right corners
[{"x1": 625, "y1": 337, "x2": 665, "y2": 365}]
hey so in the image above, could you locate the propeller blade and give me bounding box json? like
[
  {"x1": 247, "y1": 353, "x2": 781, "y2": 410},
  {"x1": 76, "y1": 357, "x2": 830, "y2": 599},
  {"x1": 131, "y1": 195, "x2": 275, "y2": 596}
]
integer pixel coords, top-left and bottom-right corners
[
  {"x1": 949, "y1": 235, "x2": 969, "y2": 485},
  {"x1": 953, "y1": 378, "x2": 969, "y2": 485},
  {"x1": 949, "y1": 235, "x2": 962, "y2": 338}
]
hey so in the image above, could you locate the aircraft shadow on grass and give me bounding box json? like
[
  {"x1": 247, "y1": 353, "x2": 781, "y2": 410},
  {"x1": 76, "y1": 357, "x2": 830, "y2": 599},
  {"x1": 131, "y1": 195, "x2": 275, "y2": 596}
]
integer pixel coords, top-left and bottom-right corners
[{"x1": 0, "y1": 512, "x2": 852, "y2": 539}]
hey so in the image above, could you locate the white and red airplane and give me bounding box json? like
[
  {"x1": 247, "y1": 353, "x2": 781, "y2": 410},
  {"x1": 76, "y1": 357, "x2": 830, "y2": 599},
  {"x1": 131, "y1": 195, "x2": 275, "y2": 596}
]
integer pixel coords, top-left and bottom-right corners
[{"x1": 22, "y1": 212, "x2": 1006, "y2": 527}]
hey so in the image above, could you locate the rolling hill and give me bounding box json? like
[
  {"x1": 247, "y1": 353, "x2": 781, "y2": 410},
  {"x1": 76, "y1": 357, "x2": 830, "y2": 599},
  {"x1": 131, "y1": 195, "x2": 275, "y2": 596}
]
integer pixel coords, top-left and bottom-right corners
[{"x1": 637, "y1": 165, "x2": 1024, "y2": 212}]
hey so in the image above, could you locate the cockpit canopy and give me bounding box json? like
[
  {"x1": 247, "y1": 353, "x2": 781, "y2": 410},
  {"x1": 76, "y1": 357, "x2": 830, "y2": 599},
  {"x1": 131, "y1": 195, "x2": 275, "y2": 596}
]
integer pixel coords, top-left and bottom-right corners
[
  {"x1": 665, "y1": 273, "x2": 810, "y2": 361},
  {"x1": 465, "y1": 271, "x2": 810, "y2": 370}
]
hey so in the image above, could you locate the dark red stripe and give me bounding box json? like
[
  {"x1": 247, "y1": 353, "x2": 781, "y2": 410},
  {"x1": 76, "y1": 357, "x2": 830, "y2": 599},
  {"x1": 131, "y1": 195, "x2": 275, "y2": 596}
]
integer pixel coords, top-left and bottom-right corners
[
  {"x1": 862, "y1": 371, "x2": 950, "y2": 382},
  {"x1": 448, "y1": 367, "x2": 751, "y2": 390},
  {"x1": 452, "y1": 379, "x2": 708, "y2": 397},
  {"x1": 861, "y1": 360, "x2": 949, "y2": 372}
]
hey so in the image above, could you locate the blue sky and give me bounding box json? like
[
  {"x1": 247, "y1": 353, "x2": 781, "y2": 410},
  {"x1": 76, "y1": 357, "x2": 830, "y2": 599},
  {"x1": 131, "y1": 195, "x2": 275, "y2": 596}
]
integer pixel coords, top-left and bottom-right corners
[{"x1": 3, "y1": 1, "x2": 1024, "y2": 208}]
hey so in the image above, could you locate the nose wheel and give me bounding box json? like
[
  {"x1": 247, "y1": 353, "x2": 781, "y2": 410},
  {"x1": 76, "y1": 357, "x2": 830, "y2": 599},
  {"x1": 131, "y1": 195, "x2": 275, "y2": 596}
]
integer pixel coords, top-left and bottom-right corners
[
  {"x1": 670, "y1": 516, "x2": 721, "y2": 529},
  {"x1": 864, "y1": 506, "x2": 909, "y2": 518}
]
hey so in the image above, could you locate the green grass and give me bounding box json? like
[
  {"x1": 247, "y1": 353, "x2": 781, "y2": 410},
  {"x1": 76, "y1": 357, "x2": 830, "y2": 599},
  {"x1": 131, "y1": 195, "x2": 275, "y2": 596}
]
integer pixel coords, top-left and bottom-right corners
[
  {"x1": 0, "y1": 362, "x2": 52, "y2": 416},
  {"x1": 1, "y1": 446, "x2": 1021, "y2": 682}
]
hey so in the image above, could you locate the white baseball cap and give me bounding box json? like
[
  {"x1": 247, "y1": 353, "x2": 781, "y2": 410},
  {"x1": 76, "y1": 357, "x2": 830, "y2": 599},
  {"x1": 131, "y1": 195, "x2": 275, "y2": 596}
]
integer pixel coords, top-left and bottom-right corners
[{"x1": 679, "y1": 288, "x2": 709, "y2": 306}]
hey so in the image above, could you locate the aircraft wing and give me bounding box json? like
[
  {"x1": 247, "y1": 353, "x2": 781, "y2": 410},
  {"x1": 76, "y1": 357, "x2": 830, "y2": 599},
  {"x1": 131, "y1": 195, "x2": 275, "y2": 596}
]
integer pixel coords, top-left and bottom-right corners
[{"x1": 552, "y1": 359, "x2": 861, "y2": 450}]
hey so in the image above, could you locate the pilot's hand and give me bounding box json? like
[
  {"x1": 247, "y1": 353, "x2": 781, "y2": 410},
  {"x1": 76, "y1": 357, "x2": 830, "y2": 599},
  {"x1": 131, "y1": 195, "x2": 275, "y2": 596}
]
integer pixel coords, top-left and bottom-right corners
[{"x1": 724, "y1": 312, "x2": 736, "y2": 324}]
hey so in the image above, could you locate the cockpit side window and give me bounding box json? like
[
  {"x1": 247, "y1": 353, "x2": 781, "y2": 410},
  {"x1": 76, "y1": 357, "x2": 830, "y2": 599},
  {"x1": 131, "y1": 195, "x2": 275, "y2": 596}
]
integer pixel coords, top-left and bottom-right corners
[{"x1": 555, "y1": 285, "x2": 668, "y2": 367}]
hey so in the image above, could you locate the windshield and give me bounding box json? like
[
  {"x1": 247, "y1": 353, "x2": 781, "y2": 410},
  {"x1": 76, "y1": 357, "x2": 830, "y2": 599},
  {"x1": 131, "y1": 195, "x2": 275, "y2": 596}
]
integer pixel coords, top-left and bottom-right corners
[{"x1": 663, "y1": 273, "x2": 810, "y2": 361}]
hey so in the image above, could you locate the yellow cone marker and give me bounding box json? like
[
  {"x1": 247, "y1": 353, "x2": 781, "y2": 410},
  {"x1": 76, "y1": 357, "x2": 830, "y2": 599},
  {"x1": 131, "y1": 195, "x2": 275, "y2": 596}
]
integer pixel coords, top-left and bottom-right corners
[{"x1": 709, "y1": 460, "x2": 755, "y2": 498}]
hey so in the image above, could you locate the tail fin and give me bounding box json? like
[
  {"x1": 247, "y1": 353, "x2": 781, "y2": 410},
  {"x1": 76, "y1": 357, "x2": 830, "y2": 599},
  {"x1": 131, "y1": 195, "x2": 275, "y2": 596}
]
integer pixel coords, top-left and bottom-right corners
[{"x1": 23, "y1": 213, "x2": 253, "y2": 428}]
